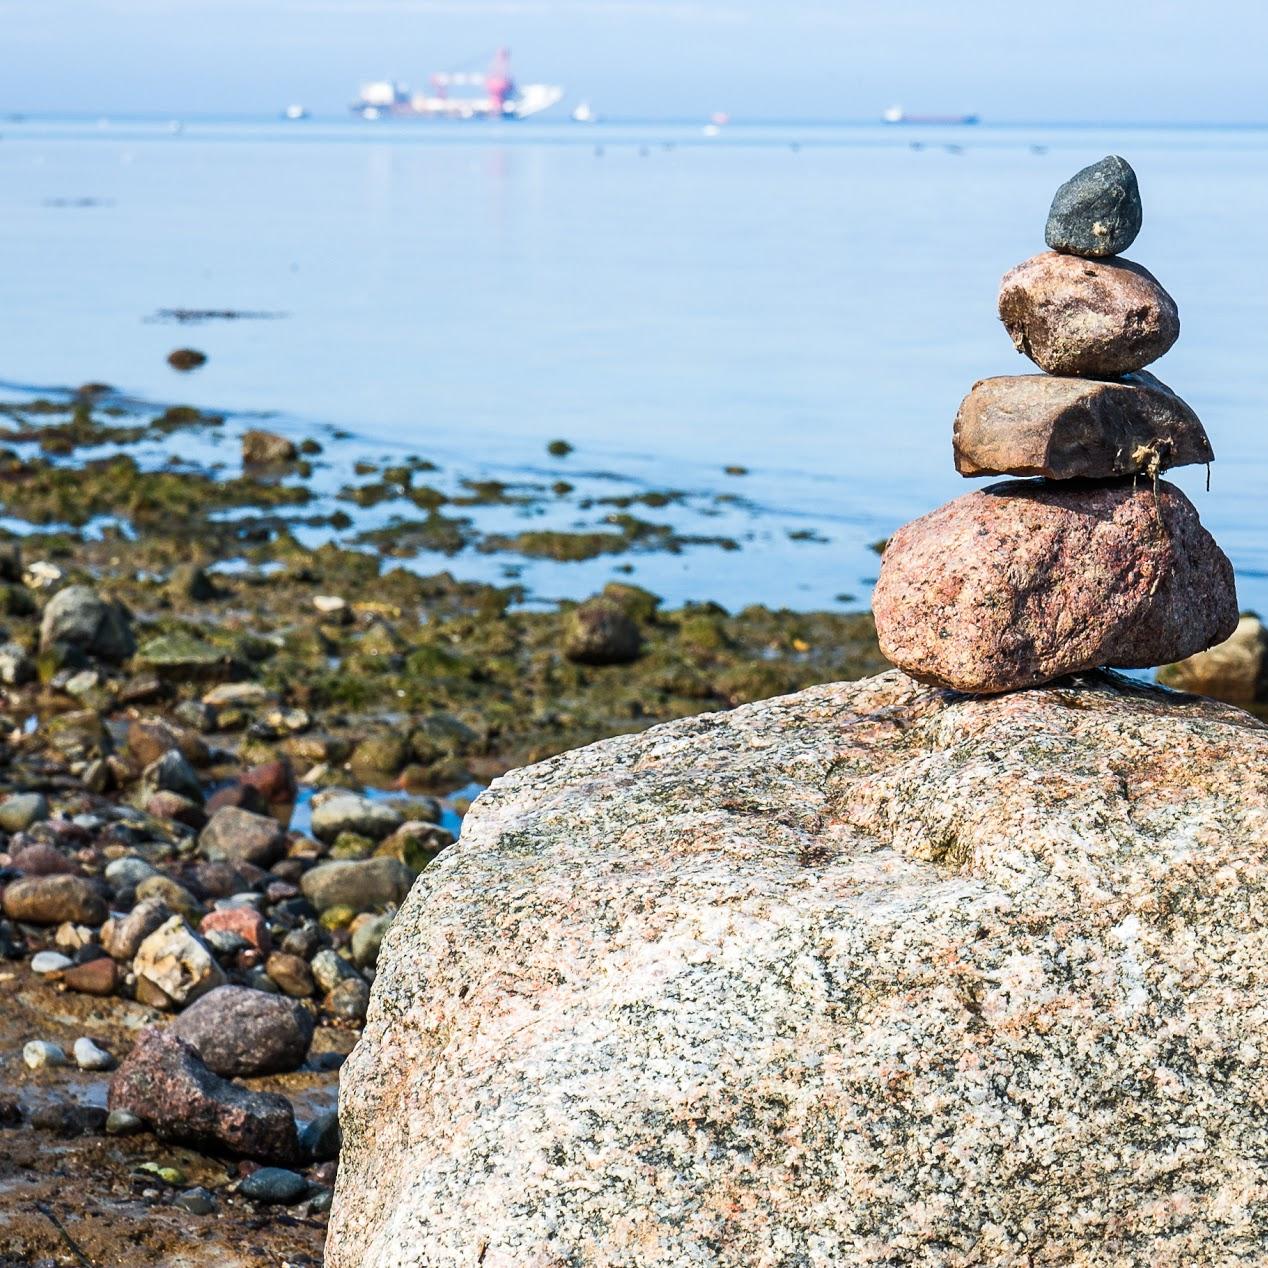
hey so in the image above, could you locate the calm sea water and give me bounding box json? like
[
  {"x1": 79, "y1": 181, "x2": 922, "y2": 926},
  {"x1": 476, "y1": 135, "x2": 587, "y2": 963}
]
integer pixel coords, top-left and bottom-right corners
[{"x1": 1, "y1": 117, "x2": 1266, "y2": 614}]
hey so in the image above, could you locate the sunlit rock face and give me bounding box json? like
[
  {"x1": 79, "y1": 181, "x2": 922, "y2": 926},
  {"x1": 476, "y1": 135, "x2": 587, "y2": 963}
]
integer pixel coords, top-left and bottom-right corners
[{"x1": 328, "y1": 670, "x2": 1268, "y2": 1267}]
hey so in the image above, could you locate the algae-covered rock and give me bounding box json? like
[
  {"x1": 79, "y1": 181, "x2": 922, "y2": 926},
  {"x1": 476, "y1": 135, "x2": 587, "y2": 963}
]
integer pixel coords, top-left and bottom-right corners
[
  {"x1": 329, "y1": 670, "x2": 1268, "y2": 1267},
  {"x1": 134, "y1": 632, "x2": 237, "y2": 681},
  {"x1": 562, "y1": 597, "x2": 641, "y2": 665}
]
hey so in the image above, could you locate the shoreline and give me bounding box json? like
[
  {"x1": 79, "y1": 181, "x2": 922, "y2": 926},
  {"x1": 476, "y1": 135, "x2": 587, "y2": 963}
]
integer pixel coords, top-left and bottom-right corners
[{"x1": 0, "y1": 387, "x2": 885, "y2": 1263}]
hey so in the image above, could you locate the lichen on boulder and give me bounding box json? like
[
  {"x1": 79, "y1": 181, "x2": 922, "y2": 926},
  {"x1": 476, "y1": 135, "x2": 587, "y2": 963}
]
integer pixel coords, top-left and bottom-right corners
[{"x1": 327, "y1": 669, "x2": 1268, "y2": 1266}]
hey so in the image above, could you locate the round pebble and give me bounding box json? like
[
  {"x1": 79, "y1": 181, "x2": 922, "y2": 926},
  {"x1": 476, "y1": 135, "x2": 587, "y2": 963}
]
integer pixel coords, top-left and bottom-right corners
[
  {"x1": 238, "y1": 1166, "x2": 309, "y2": 1204},
  {"x1": 31, "y1": 950, "x2": 74, "y2": 975},
  {"x1": 73, "y1": 1036, "x2": 115, "y2": 1071},
  {"x1": 22, "y1": 1040, "x2": 67, "y2": 1070},
  {"x1": 105, "y1": 1109, "x2": 145, "y2": 1136}
]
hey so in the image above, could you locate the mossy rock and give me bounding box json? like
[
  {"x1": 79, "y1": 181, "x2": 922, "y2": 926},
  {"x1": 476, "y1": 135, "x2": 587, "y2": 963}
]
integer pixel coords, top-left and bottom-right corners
[
  {"x1": 350, "y1": 734, "x2": 411, "y2": 780},
  {"x1": 409, "y1": 713, "x2": 478, "y2": 763},
  {"x1": 134, "y1": 632, "x2": 238, "y2": 681},
  {"x1": 677, "y1": 615, "x2": 731, "y2": 654},
  {"x1": 602, "y1": 582, "x2": 661, "y2": 625},
  {"x1": 319, "y1": 904, "x2": 359, "y2": 930},
  {"x1": 330, "y1": 832, "x2": 376, "y2": 860}
]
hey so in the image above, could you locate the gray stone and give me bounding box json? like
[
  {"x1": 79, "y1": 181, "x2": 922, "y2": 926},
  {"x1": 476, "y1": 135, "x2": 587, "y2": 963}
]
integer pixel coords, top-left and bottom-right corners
[
  {"x1": 301, "y1": 1109, "x2": 341, "y2": 1162},
  {"x1": 1045, "y1": 154, "x2": 1142, "y2": 259},
  {"x1": 140, "y1": 750, "x2": 204, "y2": 804},
  {"x1": 239, "y1": 1166, "x2": 309, "y2": 1204},
  {"x1": 23, "y1": 1040, "x2": 67, "y2": 1070},
  {"x1": 0, "y1": 641, "x2": 34, "y2": 686},
  {"x1": 104, "y1": 855, "x2": 158, "y2": 893},
  {"x1": 73, "y1": 1036, "x2": 115, "y2": 1071},
  {"x1": 31, "y1": 950, "x2": 73, "y2": 975},
  {"x1": 310, "y1": 794, "x2": 403, "y2": 844},
  {"x1": 310, "y1": 949, "x2": 362, "y2": 995},
  {"x1": 39, "y1": 585, "x2": 135, "y2": 662},
  {"x1": 0, "y1": 792, "x2": 49, "y2": 833},
  {"x1": 953, "y1": 372, "x2": 1213, "y2": 480},
  {"x1": 327, "y1": 977, "x2": 370, "y2": 1024},
  {"x1": 300, "y1": 858, "x2": 414, "y2": 913},
  {"x1": 175, "y1": 1186, "x2": 217, "y2": 1215},
  {"x1": 105, "y1": 1108, "x2": 144, "y2": 1135},
  {"x1": 351, "y1": 913, "x2": 392, "y2": 969}
]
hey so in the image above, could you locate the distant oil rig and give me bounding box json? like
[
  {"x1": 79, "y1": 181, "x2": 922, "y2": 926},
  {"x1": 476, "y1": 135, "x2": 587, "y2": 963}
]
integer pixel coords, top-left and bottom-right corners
[{"x1": 352, "y1": 48, "x2": 564, "y2": 121}]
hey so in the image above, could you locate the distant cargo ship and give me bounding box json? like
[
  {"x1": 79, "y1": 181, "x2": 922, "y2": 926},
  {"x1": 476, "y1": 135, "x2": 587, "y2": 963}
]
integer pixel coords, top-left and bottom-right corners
[
  {"x1": 882, "y1": 105, "x2": 980, "y2": 125},
  {"x1": 353, "y1": 48, "x2": 563, "y2": 120}
]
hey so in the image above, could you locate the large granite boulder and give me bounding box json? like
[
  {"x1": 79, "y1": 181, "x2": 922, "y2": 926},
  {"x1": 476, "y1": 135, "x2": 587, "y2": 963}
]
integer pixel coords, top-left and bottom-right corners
[
  {"x1": 872, "y1": 478, "x2": 1236, "y2": 693},
  {"x1": 327, "y1": 671, "x2": 1268, "y2": 1266}
]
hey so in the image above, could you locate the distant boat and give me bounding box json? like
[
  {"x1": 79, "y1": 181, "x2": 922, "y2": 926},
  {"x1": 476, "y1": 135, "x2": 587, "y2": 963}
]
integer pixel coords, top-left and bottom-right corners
[
  {"x1": 352, "y1": 48, "x2": 563, "y2": 120},
  {"x1": 883, "y1": 105, "x2": 979, "y2": 126},
  {"x1": 284, "y1": 104, "x2": 310, "y2": 121},
  {"x1": 572, "y1": 101, "x2": 598, "y2": 124}
]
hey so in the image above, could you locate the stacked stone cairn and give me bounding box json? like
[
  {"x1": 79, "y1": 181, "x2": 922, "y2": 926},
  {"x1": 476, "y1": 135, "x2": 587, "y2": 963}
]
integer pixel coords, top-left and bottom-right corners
[{"x1": 874, "y1": 155, "x2": 1238, "y2": 693}]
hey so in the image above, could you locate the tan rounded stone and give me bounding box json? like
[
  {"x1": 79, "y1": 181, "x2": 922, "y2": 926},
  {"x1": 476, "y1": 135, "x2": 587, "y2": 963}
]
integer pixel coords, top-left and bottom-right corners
[{"x1": 998, "y1": 251, "x2": 1179, "y2": 377}]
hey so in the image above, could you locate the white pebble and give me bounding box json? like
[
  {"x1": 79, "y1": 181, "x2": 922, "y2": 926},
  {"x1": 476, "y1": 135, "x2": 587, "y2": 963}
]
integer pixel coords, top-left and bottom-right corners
[
  {"x1": 23, "y1": 1040, "x2": 67, "y2": 1069},
  {"x1": 73, "y1": 1036, "x2": 115, "y2": 1071},
  {"x1": 30, "y1": 951, "x2": 73, "y2": 975}
]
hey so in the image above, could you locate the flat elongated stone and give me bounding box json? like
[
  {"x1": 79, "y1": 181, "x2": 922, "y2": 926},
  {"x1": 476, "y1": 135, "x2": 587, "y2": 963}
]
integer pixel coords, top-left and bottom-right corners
[
  {"x1": 1045, "y1": 154, "x2": 1142, "y2": 258},
  {"x1": 953, "y1": 371, "x2": 1212, "y2": 479},
  {"x1": 998, "y1": 252, "x2": 1178, "y2": 377},
  {"x1": 327, "y1": 670, "x2": 1268, "y2": 1266},
  {"x1": 872, "y1": 479, "x2": 1236, "y2": 693}
]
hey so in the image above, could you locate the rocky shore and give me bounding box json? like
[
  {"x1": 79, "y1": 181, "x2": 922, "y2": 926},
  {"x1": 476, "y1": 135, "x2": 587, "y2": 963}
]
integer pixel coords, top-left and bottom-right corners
[{"x1": 0, "y1": 391, "x2": 886, "y2": 1264}]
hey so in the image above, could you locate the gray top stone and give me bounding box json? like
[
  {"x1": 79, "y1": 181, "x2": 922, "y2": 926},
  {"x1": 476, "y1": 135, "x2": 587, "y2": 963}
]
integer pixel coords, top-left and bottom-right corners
[{"x1": 1045, "y1": 154, "x2": 1142, "y2": 258}]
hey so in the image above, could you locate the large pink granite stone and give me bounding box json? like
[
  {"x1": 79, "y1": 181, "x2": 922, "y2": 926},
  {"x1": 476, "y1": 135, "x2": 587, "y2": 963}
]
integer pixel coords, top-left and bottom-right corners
[{"x1": 873, "y1": 478, "x2": 1237, "y2": 693}]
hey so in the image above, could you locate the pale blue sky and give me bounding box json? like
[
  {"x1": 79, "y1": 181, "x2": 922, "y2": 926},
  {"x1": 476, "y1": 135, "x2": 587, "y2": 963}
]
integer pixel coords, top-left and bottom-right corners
[{"x1": 1, "y1": 0, "x2": 1263, "y2": 122}]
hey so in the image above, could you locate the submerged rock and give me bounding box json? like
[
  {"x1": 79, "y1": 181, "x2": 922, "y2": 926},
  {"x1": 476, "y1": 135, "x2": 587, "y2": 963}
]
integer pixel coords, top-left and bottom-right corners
[
  {"x1": 108, "y1": 1028, "x2": 299, "y2": 1163},
  {"x1": 953, "y1": 372, "x2": 1212, "y2": 479},
  {"x1": 998, "y1": 252, "x2": 1179, "y2": 377},
  {"x1": 328, "y1": 670, "x2": 1268, "y2": 1266},
  {"x1": 873, "y1": 478, "x2": 1237, "y2": 693},
  {"x1": 1045, "y1": 154, "x2": 1142, "y2": 258}
]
